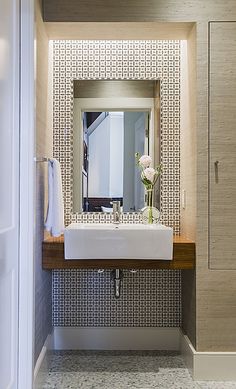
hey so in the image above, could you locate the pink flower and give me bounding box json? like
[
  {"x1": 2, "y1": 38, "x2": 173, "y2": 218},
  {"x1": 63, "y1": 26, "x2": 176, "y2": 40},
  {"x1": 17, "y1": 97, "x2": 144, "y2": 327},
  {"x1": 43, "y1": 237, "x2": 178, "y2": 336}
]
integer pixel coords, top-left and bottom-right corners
[
  {"x1": 139, "y1": 155, "x2": 152, "y2": 168},
  {"x1": 143, "y1": 167, "x2": 156, "y2": 183}
]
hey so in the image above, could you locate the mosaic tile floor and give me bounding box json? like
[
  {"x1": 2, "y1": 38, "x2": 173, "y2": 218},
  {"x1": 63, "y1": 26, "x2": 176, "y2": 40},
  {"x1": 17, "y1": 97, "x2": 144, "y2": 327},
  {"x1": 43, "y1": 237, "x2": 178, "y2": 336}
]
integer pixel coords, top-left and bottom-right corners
[{"x1": 38, "y1": 351, "x2": 236, "y2": 389}]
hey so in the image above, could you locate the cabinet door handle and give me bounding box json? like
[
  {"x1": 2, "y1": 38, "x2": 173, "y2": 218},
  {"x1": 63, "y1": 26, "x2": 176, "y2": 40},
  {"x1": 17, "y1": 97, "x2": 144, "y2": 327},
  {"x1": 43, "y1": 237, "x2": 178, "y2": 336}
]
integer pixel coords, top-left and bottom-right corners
[{"x1": 214, "y1": 160, "x2": 219, "y2": 182}]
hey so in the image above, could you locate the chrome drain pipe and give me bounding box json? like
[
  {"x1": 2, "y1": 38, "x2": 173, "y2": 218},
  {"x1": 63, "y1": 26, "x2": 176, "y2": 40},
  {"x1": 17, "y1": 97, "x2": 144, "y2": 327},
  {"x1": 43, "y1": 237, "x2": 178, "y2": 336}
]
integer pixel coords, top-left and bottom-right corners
[{"x1": 111, "y1": 269, "x2": 123, "y2": 299}]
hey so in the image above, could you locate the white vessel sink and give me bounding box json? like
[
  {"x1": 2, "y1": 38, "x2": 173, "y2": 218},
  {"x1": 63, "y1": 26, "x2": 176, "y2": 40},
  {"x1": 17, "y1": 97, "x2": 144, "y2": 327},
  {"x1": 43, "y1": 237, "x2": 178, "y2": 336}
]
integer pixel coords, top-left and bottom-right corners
[{"x1": 64, "y1": 223, "x2": 173, "y2": 260}]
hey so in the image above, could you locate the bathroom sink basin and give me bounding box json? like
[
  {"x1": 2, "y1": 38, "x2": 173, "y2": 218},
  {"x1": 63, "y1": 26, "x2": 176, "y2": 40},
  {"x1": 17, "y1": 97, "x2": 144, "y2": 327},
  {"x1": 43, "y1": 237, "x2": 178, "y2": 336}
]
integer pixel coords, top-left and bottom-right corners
[{"x1": 64, "y1": 223, "x2": 173, "y2": 260}]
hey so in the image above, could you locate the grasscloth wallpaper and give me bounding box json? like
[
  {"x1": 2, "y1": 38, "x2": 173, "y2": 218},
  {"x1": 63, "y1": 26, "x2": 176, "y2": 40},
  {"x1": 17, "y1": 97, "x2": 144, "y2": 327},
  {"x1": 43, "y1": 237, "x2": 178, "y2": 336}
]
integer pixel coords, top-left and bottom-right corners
[{"x1": 52, "y1": 40, "x2": 181, "y2": 327}]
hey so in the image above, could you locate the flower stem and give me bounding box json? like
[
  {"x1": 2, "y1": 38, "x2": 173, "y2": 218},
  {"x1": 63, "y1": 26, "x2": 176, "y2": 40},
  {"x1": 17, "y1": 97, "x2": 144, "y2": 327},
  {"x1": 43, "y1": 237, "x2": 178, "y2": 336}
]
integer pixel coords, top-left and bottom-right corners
[{"x1": 147, "y1": 188, "x2": 153, "y2": 224}]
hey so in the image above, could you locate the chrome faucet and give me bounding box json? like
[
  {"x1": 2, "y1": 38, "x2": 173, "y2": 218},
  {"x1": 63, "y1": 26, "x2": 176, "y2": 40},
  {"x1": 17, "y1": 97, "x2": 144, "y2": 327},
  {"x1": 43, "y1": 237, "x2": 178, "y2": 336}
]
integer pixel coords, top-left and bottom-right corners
[{"x1": 112, "y1": 201, "x2": 121, "y2": 224}]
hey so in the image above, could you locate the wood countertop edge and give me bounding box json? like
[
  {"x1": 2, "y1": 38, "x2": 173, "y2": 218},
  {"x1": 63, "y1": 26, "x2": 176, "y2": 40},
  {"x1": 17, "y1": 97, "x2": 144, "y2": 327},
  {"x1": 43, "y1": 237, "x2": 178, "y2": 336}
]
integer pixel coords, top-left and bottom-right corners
[{"x1": 43, "y1": 234, "x2": 195, "y2": 245}]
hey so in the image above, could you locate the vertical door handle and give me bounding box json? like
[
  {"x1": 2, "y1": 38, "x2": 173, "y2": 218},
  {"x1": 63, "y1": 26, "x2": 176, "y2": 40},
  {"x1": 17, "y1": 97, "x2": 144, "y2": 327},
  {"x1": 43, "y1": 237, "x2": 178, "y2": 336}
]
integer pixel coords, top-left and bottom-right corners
[{"x1": 214, "y1": 160, "x2": 219, "y2": 183}]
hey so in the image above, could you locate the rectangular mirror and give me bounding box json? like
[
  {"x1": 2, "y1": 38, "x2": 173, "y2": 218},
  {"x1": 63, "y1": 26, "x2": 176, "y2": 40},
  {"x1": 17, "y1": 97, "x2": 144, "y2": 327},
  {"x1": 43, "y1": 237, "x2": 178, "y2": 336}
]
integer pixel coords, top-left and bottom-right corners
[{"x1": 72, "y1": 80, "x2": 160, "y2": 213}]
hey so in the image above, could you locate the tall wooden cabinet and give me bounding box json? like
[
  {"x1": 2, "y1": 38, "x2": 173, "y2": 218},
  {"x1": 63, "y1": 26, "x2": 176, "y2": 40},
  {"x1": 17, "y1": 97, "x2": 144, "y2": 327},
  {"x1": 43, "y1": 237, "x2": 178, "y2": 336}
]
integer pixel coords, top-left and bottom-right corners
[{"x1": 209, "y1": 22, "x2": 236, "y2": 269}]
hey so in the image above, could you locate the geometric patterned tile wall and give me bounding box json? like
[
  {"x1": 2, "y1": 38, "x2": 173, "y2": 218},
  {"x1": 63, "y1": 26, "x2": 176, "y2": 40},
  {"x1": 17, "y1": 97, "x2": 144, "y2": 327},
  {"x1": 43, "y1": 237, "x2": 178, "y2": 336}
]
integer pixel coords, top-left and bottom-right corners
[
  {"x1": 53, "y1": 270, "x2": 181, "y2": 327},
  {"x1": 52, "y1": 40, "x2": 181, "y2": 327},
  {"x1": 53, "y1": 40, "x2": 180, "y2": 233}
]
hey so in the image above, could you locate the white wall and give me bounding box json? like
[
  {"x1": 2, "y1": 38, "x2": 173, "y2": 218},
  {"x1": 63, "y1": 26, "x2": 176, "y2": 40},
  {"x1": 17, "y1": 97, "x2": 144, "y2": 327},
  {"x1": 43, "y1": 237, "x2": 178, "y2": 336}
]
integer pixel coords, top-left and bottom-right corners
[
  {"x1": 109, "y1": 112, "x2": 124, "y2": 197},
  {"x1": 88, "y1": 112, "x2": 124, "y2": 198},
  {"x1": 88, "y1": 115, "x2": 110, "y2": 197}
]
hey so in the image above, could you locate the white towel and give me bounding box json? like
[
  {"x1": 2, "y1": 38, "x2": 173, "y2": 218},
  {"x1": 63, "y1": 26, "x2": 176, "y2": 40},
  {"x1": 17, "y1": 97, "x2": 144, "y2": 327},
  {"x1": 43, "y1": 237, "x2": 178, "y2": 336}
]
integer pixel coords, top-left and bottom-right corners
[{"x1": 45, "y1": 158, "x2": 64, "y2": 237}]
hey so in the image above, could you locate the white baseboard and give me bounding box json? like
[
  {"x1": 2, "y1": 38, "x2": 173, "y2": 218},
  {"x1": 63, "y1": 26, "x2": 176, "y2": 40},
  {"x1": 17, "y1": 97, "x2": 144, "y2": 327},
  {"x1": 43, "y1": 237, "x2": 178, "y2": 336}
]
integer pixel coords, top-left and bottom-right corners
[
  {"x1": 34, "y1": 333, "x2": 53, "y2": 387},
  {"x1": 180, "y1": 331, "x2": 236, "y2": 381},
  {"x1": 52, "y1": 327, "x2": 181, "y2": 350}
]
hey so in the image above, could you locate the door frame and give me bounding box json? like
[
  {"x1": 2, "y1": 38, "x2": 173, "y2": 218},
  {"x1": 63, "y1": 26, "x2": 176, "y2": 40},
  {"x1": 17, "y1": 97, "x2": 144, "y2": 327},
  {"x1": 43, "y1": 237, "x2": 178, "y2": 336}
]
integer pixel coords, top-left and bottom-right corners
[{"x1": 18, "y1": 0, "x2": 35, "y2": 387}]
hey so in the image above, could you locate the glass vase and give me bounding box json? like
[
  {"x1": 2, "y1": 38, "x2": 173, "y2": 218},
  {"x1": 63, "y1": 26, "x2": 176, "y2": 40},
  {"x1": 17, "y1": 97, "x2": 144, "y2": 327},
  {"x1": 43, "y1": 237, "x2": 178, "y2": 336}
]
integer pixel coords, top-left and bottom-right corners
[{"x1": 141, "y1": 188, "x2": 160, "y2": 224}]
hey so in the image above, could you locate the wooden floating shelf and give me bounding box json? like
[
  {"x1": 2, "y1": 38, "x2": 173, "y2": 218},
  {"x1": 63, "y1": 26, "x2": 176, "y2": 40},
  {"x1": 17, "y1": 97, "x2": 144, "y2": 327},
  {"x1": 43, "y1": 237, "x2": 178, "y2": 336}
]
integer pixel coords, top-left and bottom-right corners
[{"x1": 42, "y1": 235, "x2": 195, "y2": 270}]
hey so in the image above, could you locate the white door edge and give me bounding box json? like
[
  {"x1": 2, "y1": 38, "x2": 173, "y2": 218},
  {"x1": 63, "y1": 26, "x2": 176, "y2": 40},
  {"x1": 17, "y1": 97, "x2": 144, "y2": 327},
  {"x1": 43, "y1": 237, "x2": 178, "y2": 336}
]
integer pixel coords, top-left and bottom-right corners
[{"x1": 18, "y1": 0, "x2": 35, "y2": 387}]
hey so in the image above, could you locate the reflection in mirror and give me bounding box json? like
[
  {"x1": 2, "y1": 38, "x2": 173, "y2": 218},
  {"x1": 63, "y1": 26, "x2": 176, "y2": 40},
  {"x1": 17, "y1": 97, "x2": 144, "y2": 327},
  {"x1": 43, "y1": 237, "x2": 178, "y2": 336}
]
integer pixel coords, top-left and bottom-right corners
[
  {"x1": 72, "y1": 80, "x2": 160, "y2": 213},
  {"x1": 82, "y1": 111, "x2": 149, "y2": 212}
]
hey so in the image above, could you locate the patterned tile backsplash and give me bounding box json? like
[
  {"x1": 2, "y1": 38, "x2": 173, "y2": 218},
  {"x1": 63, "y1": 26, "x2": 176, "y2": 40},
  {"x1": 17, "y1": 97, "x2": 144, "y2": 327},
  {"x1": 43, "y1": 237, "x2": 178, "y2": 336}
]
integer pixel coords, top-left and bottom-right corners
[
  {"x1": 53, "y1": 40, "x2": 180, "y2": 233},
  {"x1": 52, "y1": 40, "x2": 181, "y2": 327},
  {"x1": 53, "y1": 270, "x2": 181, "y2": 327}
]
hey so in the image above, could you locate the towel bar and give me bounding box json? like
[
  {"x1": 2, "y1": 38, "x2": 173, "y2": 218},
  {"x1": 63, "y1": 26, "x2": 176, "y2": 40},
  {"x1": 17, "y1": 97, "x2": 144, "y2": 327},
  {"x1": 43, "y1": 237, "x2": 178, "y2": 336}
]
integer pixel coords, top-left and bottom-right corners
[{"x1": 34, "y1": 157, "x2": 50, "y2": 162}]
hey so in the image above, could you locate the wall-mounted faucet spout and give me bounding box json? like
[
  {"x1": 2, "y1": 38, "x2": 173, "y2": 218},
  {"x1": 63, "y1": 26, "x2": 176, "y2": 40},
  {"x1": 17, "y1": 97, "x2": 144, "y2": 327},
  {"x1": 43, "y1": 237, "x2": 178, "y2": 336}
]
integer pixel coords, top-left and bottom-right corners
[{"x1": 111, "y1": 269, "x2": 123, "y2": 298}]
